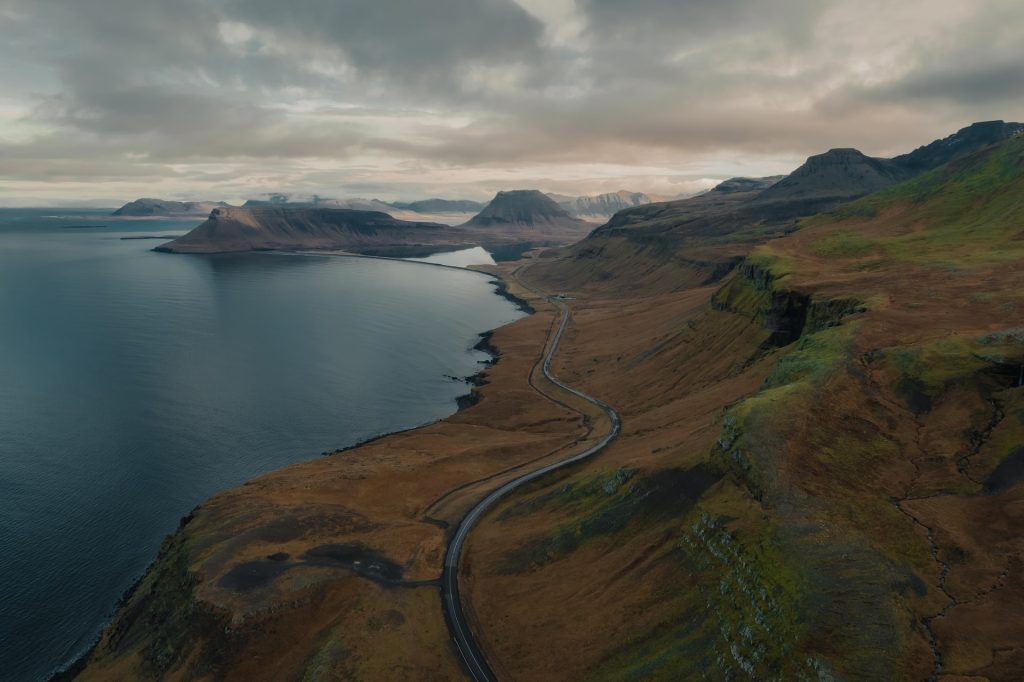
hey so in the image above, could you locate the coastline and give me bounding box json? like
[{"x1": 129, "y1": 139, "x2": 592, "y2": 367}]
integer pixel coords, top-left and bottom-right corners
[{"x1": 49, "y1": 260, "x2": 531, "y2": 682}]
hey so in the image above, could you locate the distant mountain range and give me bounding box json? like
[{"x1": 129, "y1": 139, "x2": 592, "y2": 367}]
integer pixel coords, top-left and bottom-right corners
[
  {"x1": 112, "y1": 198, "x2": 230, "y2": 216},
  {"x1": 546, "y1": 190, "x2": 655, "y2": 221},
  {"x1": 155, "y1": 189, "x2": 597, "y2": 256},
  {"x1": 391, "y1": 198, "x2": 485, "y2": 214},
  {"x1": 114, "y1": 191, "x2": 664, "y2": 224}
]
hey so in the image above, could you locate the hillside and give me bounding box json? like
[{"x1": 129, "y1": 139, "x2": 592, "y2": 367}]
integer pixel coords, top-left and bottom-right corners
[
  {"x1": 534, "y1": 122, "x2": 1024, "y2": 294},
  {"x1": 466, "y1": 131, "x2": 1024, "y2": 681},
  {"x1": 894, "y1": 119, "x2": 1024, "y2": 173},
  {"x1": 154, "y1": 206, "x2": 468, "y2": 254},
  {"x1": 112, "y1": 199, "x2": 230, "y2": 217},
  {"x1": 747, "y1": 148, "x2": 911, "y2": 217}
]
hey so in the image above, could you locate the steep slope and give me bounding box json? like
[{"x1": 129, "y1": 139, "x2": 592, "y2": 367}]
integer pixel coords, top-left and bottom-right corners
[
  {"x1": 465, "y1": 132, "x2": 1024, "y2": 681},
  {"x1": 535, "y1": 177, "x2": 785, "y2": 294},
  {"x1": 112, "y1": 199, "x2": 230, "y2": 217},
  {"x1": 155, "y1": 206, "x2": 467, "y2": 254},
  {"x1": 747, "y1": 148, "x2": 912, "y2": 217},
  {"x1": 534, "y1": 122, "x2": 1024, "y2": 295},
  {"x1": 894, "y1": 119, "x2": 1024, "y2": 173}
]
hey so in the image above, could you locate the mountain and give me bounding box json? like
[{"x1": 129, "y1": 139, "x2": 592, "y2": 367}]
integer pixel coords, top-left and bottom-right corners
[
  {"x1": 155, "y1": 206, "x2": 467, "y2": 254},
  {"x1": 893, "y1": 119, "x2": 1024, "y2": 173},
  {"x1": 710, "y1": 176, "x2": 784, "y2": 194},
  {"x1": 549, "y1": 190, "x2": 654, "y2": 221},
  {"x1": 463, "y1": 190, "x2": 594, "y2": 233},
  {"x1": 536, "y1": 121, "x2": 1024, "y2": 293},
  {"x1": 597, "y1": 176, "x2": 781, "y2": 233},
  {"x1": 749, "y1": 120, "x2": 1024, "y2": 218},
  {"x1": 747, "y1": 148, "x2": 912, "y2": 217},
  {"x1": 391, "y1": 198, "x2": 485, "y2": 214},
  {"x1": 112, "y1": 198, "x2": 230, "y2": 216},
  {"x1": 242, "y1": 196, "x2": 398, "y2": 213},
  {"x1": 156, "y1": 196, "x2": 598, "y2": 256}
]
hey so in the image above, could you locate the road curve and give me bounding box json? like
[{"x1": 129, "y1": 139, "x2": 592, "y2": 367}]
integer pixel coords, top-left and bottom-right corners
[{"x1": 441, "y1": 291, "x2": 622, "y2": 682}]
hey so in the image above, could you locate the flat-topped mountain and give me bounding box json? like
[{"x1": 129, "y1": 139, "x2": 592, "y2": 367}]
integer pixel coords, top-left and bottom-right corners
[
  {"x1": 748, "y1": 148, "x2": 912, "y2": 216},
  {"x1": 391, "y1": 198, "x2": 485, "y2": 214},
  {"x1": 155, "y1": 206, "x2": 465, "y2": 254},
  {"x1": 156, "y1": 196, "x2": 597, "y2": 255},
  {"x1": 112, "y1": 198, "x2": 230, "y2": 216},
  {"x1": 463, "y1": 190, "x2": 594, "y2": 233}
]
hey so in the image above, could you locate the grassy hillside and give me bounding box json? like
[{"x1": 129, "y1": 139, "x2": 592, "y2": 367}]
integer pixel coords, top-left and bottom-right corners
[{"x1": 468, "y1": 134, "x2": 1024, "y2": 680}]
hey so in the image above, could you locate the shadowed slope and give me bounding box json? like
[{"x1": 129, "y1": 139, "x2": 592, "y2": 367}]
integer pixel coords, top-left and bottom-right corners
[{"x1": 155, "y1": 206, "x2": 466, "y2": 254}]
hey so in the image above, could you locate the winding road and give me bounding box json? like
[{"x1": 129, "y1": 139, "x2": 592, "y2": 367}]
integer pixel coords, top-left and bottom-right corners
[{"x1": 441, "y1": 276, "x2": 622, "y2": 682}]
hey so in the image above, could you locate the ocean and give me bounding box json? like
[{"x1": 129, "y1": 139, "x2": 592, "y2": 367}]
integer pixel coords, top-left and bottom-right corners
[{"x1": 0, "y1": 209, "x2": 524, "y2": 680}]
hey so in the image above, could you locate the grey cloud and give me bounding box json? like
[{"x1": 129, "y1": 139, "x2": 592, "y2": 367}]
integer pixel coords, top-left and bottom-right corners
[
  {"x1": 227, "y1": 0, "x2": 547, "y2": 89},
  {"x1": 578, "y1": 0, "x2": 827, "y2": 41},
  {"x1": 2, "y1": 0, "x2": 1024, "y2": 204}
]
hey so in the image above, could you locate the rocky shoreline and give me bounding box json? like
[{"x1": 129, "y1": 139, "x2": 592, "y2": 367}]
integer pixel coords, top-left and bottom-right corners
[{"x1": 49, "y1": 273, "x2": 529, "y2": 682}]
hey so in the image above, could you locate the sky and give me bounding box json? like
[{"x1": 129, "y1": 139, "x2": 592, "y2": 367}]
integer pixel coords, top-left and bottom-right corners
[{"x1": 1, "y1": 0, "x2": 1022, "y2": 206}]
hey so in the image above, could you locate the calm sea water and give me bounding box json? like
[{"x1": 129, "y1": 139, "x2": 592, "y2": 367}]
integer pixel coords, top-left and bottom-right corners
[{"x1": 0, "y1": 209, "x2": 520, "y2": 681}]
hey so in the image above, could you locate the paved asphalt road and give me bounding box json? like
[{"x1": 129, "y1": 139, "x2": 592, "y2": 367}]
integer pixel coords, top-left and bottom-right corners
[{"x1": 441, "y1": 294, "x2": 622, "y2": 681}]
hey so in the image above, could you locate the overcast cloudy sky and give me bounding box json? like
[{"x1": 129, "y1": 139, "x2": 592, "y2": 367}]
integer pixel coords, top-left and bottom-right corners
[{"x1": 1, "y1": 0, "x2": 1022, "y2": 205}]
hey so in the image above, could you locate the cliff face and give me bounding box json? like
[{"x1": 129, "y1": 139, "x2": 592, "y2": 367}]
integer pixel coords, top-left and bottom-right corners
[{"x1": 155, "y1": 206, "x2": 463, "y2": 254}]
